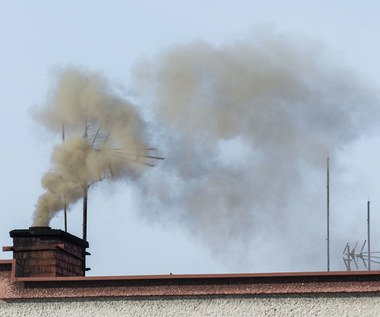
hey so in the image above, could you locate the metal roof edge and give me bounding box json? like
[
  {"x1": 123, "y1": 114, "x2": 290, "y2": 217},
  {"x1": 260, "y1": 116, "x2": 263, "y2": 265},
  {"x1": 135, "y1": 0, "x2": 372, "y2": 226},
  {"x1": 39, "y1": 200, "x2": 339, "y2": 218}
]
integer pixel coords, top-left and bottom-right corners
[{"x1": 10, "y1": 269, "x2": 380, "y2": 283}]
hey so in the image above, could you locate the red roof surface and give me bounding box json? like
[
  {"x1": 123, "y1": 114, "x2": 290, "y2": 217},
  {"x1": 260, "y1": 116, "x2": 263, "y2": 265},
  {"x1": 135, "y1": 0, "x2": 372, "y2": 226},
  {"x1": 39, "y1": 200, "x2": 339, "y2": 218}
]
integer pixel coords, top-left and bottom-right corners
[{"x1": 2, "y1": 259, "x2": 380, "y2": 300}]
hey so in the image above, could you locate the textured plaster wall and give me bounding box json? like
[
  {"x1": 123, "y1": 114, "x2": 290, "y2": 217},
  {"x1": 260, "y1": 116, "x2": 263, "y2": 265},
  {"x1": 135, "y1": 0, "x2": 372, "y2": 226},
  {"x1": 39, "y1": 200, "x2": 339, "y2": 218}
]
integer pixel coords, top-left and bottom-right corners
[{"x1": 1, "y1": 294, "x2": 380, "y2": 317}]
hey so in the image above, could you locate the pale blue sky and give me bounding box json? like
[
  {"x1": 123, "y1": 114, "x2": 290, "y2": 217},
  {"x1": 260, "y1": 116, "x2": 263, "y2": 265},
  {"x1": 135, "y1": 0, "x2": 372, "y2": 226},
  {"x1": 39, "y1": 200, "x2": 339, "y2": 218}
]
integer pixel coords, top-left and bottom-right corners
[{"x1": 1, "y1": 1, "x2": 380, "y2": 275}]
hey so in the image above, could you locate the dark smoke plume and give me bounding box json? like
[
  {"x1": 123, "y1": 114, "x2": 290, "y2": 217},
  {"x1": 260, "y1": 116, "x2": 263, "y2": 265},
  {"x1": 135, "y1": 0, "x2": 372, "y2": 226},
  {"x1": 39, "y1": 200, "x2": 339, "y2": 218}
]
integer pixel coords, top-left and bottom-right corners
[
  {"x1": 31, "y1": 32, "x2": 379, "y2": 271},
  {"x1": 33, "y1": 68, "x2": 146, "y2": 226},
  {"x1": 132, "y1": 33, "x2": 379, "y2": 269}
]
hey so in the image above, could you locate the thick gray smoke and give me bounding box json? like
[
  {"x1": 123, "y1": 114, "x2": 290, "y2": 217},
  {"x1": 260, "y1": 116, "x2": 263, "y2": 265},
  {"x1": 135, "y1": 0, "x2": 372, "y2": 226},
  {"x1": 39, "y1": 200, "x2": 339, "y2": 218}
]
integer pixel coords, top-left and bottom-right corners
[
  {"x1": 132, "y1": 34, "x2": 379, "y2": 269},
  {"x1": 33, "y1": 68, "x2": 146, "y2": 226},
  {"x1": 32, "y1": 32, "x2": 379, "y2": 271}
]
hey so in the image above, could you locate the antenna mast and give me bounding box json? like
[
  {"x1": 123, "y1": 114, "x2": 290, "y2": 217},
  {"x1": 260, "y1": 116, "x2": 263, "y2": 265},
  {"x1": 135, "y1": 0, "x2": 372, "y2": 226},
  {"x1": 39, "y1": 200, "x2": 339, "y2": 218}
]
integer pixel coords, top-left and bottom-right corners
[
  {"x1": 62, "y1": 124, "x2": 67, "y2": 232},
  {"x1": 83, "y1": 186, "x2": 88, "y2": 241},
  {"x1": 327, "y1": 157, "x2": 330, "y2": 271},
  {"x1": 368, "y1": 200, "x2": 371, "y2": 271},
  {"x1": 83, "y1": 110, "x2": 88, "y2": 242}
]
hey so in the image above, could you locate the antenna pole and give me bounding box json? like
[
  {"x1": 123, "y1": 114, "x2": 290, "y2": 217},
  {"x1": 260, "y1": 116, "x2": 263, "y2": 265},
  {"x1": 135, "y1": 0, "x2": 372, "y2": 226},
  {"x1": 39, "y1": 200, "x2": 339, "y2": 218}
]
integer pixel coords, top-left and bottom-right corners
[
  {"x1": 82, "y1": 112, "x2": 89, "y2": 242},
  {"x1": 64, "y1": 197, "x2": 67, "y2": 233},
  {"x1": 83, "y1": 186, "x2": 88, "y2": 241},
  {"x1": 62, "y1": 124, "x2": 67, "y2": 232},
  {"x1": 367, "y1": 200, "x2": 371, "y2": 271},
  {"x1": 82, "y1": 185, "x2": 88, "y2": 276},
  {"x1": 327, "y1": 157, "x2": 330, "y2": 272},
  {"x1": 81, "y1": 80, "x2": 90, "y2": 275}
]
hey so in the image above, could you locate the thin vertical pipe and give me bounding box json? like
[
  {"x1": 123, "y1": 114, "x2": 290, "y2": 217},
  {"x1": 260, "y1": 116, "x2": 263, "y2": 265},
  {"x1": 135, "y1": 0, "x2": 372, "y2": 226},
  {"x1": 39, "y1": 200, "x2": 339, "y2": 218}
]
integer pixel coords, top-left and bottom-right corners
[
  {"x1": 368, "y1": 200, "x2": 371, "y2": 271},
  {"x1": 64, "y1": 198, "x2": 67, "y2": 233},
  {"x1": 83, "y1": 186, "x2": 88, "y2": 242},
  {"x1": 82, "y1": 112, "x2": 88, "y2": 242},
  {"x1": 62, "y1": 124, "x2": 67, "y2": 232},
  {"x1": 327, "y1": 157, "x2": 330, "y2": 272},
  {"x1": 82, "y1": 186, "x2": 88, "y2": 275}
]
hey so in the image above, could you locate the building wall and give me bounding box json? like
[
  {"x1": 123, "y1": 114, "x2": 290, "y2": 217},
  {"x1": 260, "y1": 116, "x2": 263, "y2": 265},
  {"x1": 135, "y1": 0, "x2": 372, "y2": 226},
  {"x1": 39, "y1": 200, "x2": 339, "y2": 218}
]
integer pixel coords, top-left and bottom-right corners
[{"x1": 1, "y1": 293, "x2": 380, "y2": 317}]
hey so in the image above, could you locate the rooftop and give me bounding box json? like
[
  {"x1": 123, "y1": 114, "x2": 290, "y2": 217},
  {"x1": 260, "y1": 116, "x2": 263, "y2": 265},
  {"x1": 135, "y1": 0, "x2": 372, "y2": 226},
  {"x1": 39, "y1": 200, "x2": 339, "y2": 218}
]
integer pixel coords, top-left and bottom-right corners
[{"x1": 2, "y1": 259, "x2": 380, "y2": 300}]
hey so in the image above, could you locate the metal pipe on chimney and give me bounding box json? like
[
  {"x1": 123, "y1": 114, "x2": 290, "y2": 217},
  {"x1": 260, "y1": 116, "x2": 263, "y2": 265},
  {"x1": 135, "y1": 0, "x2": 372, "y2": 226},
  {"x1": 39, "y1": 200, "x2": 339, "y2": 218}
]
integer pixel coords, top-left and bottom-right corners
[
  {"x1": 82, "y1": 186, "x2": 88, "y2": 276},
  {"x1": 62, "y1": 124, "x2": 67, "y2": 233},
  {"x1": 83, "y1": 186, "x2": 88, "y2": 242},
  {"x1": 64, "y1": 197, "x2": 67, "y2": 233},
  {"x1": 82, "y1": 109, "x2": 89, "y2": 242}
]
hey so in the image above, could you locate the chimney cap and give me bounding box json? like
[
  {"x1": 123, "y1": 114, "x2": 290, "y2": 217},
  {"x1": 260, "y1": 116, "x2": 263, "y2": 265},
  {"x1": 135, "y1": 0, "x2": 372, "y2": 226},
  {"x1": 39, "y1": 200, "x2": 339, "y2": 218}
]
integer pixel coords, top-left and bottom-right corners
[
  {"x1": 29, "y1": 226, "x2": 52, "y2": 230},
  {"x1": 10, "y1": 227, "x2": 89, "y2": 248}
]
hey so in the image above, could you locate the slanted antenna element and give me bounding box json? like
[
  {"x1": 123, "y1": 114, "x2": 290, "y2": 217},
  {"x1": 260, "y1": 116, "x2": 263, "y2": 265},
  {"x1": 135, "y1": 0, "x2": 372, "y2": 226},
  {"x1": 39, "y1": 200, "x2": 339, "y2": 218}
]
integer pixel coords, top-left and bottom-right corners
[
  {"x1": 343, "y1": 240, "x2": 380, "y2": 271},
  {"x1": 77, "y1": 119, "x2": 164, "y2": 242}
]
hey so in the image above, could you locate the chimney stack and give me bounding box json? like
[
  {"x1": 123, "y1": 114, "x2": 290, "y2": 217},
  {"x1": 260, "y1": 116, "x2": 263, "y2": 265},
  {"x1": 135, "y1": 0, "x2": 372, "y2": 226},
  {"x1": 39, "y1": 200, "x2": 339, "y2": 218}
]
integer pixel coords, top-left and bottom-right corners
[{"x1": 3, "y1": 227, "x2": 89, "y2": 277}]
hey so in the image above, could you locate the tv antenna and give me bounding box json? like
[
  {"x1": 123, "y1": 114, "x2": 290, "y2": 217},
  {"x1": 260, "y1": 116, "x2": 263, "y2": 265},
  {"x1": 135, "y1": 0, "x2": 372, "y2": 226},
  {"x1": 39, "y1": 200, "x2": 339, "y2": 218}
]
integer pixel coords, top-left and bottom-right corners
[
  {"x1": 342, "y1": 200, "x2": 378, "y2": 271},
  {"x1": 62, "y1": 118, "x2": 164, "y2": 241},
  {"x1": 343, "y1": 240, "x2": 380, "y2": 271}
]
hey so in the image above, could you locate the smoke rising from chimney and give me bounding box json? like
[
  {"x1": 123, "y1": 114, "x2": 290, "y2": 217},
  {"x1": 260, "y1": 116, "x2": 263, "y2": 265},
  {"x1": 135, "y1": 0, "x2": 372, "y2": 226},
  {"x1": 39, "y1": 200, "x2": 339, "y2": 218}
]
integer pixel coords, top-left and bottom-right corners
[
  {"x1": 33, "y1": 68, "x2": 146, "y2": 226},
  {"x1": 31, "y1": 32, "x2": 379, "y2": 271},
  {"x1": 132, "y1": 33, "x2": 379, "y2": 267}
]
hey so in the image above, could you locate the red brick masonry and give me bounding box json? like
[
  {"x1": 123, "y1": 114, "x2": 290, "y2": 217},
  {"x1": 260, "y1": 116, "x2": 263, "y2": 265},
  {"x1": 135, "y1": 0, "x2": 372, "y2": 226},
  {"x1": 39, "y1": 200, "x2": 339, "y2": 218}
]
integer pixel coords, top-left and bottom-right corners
[
  {"x1": 4, "y1": 227, "x2": 89, "y2": 277},
  {"x1": 1, "y1": 259, "x2": 380, "y2": 300}
]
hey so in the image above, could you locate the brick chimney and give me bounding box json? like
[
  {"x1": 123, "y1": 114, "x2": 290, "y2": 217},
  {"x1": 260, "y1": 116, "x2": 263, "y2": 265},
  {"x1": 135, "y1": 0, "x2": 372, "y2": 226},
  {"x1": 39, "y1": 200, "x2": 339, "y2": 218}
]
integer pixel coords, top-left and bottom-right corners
[{"x1": 3, "y1": 227, "x2": 89, "y2": 277}]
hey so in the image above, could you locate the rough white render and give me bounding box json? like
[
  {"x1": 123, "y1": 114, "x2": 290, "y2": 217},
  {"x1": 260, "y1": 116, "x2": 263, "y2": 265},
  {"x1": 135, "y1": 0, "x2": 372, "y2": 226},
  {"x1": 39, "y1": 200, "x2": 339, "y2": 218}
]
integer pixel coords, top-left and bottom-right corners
[{"x1": 1, "y1": 294, "x2": 380, "y2": 317}]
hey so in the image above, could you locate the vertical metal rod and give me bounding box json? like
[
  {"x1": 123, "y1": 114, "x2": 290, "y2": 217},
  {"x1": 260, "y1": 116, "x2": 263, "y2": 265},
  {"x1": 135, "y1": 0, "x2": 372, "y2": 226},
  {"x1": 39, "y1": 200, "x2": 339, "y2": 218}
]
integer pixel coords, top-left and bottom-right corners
[
  {"x1": 368, "y1": 200, "x2": 371, "y2": 271},
  {"x1": 82, "y1": 110, "x2": 89, "y2": 242},
  {"x1": 62, "y1": 124, "x2": 67, "y2": 232},
  {"x1": 82, "y1": 80, "x2": 90, "y2": 275},
  {"x1": 82, "y1": 186, "x2": 88, "y2": 276},
  {"x1": 82, "y1": 186, "x2": 88, "y2": 275},
  {"x1": 64, "y1": 198, "x2": 67, "y2": 233},
  {"x1": 83, "y1": 186, "x2": 88, "y2": 242},
  {"x1": 327, "y1": 157, "x2": 330, "y2": 272}
]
